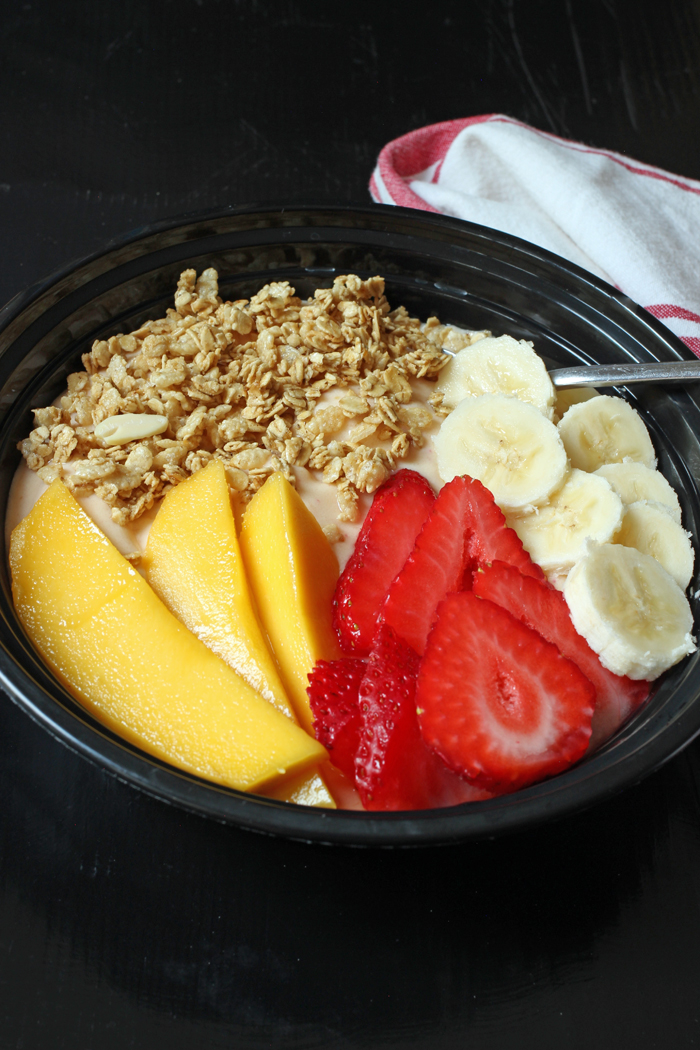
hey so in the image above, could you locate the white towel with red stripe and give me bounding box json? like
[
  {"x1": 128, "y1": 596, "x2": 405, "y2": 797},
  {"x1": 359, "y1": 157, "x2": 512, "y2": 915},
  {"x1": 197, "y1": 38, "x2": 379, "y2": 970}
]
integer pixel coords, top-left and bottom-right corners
[{"x1": 370, "y1": 115, "x2": 700, "y2": 356}]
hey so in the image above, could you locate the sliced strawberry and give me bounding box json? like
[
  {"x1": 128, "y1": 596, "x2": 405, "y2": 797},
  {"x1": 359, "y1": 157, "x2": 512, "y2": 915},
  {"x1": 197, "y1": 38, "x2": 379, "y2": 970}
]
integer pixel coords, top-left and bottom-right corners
[
  {"x1": 307, "y1": 658, "x2": 366, "y2": 779},
  {"x1": 417, "y1": 592, "x2": 595, "y2": 793},
  {"x1": 460, "y1": 477, "x2": 544, "y2": 583},
  {"x1": 333, "y1": 469, "x2": 435, "y2": 654},
  {"x1": 473, "y1": 561, "x2": 650, "y2": 749},
  {"x1": 380, "y1": 476, "x2": 475, "y2": 655},
  {"x1": 355, "y1": 624, "x2": 493, "y2": 810}
]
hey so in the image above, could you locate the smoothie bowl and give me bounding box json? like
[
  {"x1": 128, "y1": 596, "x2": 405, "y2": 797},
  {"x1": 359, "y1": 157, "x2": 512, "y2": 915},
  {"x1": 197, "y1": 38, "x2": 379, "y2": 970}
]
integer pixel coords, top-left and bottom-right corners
[{"x1": 1, "y1": 204, "x2": 699, "y2": 846}]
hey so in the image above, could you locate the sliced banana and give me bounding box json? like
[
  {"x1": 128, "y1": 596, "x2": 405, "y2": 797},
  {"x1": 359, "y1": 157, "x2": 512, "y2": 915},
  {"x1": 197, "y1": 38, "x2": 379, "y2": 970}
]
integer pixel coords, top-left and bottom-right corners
[
  {"x1": 435, "y1": 334, "x2": 555, "y2": 417},
  {"x1": 434, "y1": 392, "x2": 568, "y2": 511},
  {"x1": 564, "y1": 542, "x2": 695, "y2": 680},
  {"x1": 508, "y1": 469, "x2": 624, "y2": 576},
  {"x1": 425, "y1": 323, "x2": 490, "y2": 354},
  {"x1": 553, "y1": 385, "x2": 599, "y2": 425},
  {"x1": 593, "y1": 462, "x2": 682, "y2": 524},
  {"x1": 614, "y1": 500, "x2": 694, "y2": 590},
  {"x1": 557, "y1": 394, "x2": 656, "y2": 472}
]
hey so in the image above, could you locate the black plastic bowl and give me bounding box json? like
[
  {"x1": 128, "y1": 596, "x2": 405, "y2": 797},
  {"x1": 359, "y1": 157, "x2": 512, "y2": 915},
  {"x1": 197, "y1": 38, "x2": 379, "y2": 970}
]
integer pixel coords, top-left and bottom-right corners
[{"x1": 1, "y1": 203, "x2": 699, "y2": 847}]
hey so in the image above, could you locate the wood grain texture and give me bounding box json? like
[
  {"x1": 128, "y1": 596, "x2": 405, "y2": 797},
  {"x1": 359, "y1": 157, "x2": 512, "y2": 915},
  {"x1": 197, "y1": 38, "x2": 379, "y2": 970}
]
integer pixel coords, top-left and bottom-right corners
[{"x1": 1, "y1": 1, "x2": 700, "y2": 1046}]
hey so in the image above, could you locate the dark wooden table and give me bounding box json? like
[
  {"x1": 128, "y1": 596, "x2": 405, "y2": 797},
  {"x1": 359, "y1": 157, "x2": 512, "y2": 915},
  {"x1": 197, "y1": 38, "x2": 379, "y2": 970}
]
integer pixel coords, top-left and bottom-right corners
[{"x1": 2, "y1": 2, "x2": 700, "y2": 1047}]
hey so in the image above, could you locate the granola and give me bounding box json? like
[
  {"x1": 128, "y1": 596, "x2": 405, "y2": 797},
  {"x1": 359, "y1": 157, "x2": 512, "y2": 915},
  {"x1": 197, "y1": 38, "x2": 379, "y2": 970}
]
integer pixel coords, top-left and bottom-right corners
[{"x1": 18, "y1": 271, "x2": 487, "y2": 526}]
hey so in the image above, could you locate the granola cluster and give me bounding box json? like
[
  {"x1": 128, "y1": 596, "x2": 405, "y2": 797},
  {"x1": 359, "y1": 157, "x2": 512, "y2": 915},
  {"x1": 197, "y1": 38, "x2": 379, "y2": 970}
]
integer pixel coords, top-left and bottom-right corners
[{"x1": 19, "y1": 270, "x2": 484, "y2": 526}]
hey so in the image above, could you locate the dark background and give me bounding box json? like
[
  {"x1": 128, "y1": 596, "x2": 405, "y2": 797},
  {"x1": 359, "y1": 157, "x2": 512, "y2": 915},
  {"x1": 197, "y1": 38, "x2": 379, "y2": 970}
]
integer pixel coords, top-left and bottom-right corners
[{"x1": 2, "y1": 1, "x2": 700, "y2": 1047}]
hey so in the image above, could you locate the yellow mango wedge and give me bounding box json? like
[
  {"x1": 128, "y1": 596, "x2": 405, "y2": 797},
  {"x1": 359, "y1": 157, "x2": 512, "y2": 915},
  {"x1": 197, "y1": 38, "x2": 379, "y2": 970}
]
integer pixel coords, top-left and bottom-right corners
[
  {"x1": 258, "y1": 768, "x2": 338, "y2": 806},
  {"x1": 142, "y1": 460, "x2": 294, "y2": 719},
  {"x1": 141, "y1": 460, "x2": 335, "y2": 808},
  {"x1": 239, "y1": 472, "x2": 344, "y2": 735},
  {"x1": 10, "y1": 479, "x2": 327, "y2": 793}
]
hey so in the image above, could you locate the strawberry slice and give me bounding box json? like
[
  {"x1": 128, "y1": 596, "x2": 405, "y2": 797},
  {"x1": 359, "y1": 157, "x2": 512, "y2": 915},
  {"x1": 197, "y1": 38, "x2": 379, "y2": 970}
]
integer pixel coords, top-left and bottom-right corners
[
  {"x1": 307, "y1": 657, "x2": 366, "y2": 779},
  {"x1": 380, "y1": 476, "x2": 474, "y2": 655},
  {"x1": 355, "y1": 624, "x2": 493, "y2": 810},
  {"x1": 380, "y1": 475, "x2": 542, "y2": 655},
  {"x1": 473, "y1": 561, "x2": 650, "y2": 749},
  {"x1": 417, "y1": 592, "x2": 595, "y2": 793},
  {"x1": 459, "y1": 477, "x2": 544, "y2": 583},
  {"x1": 332, "y1": 469, "x2": 435, "y2": 654}
]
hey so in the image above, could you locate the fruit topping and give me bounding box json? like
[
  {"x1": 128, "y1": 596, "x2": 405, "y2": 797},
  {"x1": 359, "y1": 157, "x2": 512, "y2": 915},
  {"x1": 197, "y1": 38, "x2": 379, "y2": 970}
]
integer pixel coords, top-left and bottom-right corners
[
  {"x1": 380, "y1": 476, "x2": 474, "y2": 655},
  {"x1": 308, "y1": 658, "x2": 366, "y2": 780},
  {"x1": 435, "y1": 333, "x2": 556, "y2": 417},
  {"x1": 458, "y1": 476, "x2": 545, "y2": 582},
  {"x1": 506, "y1": 468, "x2": 624, "y2": 577},
  {"x1": 557, "y1": 394, "x2": 657, "y2": 472},
  {"x1": 354, "y1": 624, "x2": 490, "y2": 810},
  {"x1": 332, "y1": 469, "x2": 435, "y2": 654},
  {"x1": 563, "y1": 542, "x2": 696, "y2": 680},
  {"x1": 354, "y1": 625, "x2": 421, "y2": 809},
  {"x1": 10, "y1": 479, "x2": 327, "y2": 793},
  {"x1": 143, "y1": 460, "x2": 294, "y2": 718},
  {"x1": 351, "y1": 476, "x2": 544, "y2": 658},
  {"x1": 593, "y1": 461, "x2": 682, "y2": 524},
  {"x1": 434, "y1": 392, "x2": 568, "y2": 510},
  {"x1": 417, "y1": 592, "x2": 596, "y2": 793},
  {"x1": 239, "y1": 472, "x2": 343, "y2": 736},
  {"x1": 613, "y1": 500, "x2": 694, "y2": 590},
  {"x1": 473, "y1": 560, "x2": 650, "y2": 748}
]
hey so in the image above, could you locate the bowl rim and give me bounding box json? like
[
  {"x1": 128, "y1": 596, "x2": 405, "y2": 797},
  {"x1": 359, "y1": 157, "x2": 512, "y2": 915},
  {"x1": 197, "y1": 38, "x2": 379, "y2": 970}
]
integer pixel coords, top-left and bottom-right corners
[
  {"x1": 0, "y1": 197, "x2": 686, "y2": 348},
  {"x1": 1, "y1": 200, "x2": 699, "y2": 848}
]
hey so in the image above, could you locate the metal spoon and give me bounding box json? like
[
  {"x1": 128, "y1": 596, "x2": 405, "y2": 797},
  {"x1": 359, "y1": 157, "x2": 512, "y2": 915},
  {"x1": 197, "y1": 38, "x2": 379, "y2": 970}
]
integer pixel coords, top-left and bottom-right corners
[{"x1": 548, "y1": 360, "x2": 700, "y2": 388}]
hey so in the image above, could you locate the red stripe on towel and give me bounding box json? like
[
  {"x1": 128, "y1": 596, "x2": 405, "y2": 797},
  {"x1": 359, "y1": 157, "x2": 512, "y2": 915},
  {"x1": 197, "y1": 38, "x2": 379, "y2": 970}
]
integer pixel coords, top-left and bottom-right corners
[
  {"x1": 375, "y1": 115, "x2": 499, "y2": 207},
  {"x1": 646, "y1": 304, "x2": 700, "y2": 324},
  {"x1": 373, "y1": 115, "x2": 700, "y2": 209},
  {"x1": 681, "y1": 336, "x2": 700, "y2": 356}
]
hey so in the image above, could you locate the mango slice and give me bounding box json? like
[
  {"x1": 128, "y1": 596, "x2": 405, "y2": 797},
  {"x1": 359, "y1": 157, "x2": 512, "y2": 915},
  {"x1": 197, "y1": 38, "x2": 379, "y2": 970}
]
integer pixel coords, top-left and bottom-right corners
[
  {"x1": 141, "y1": 461, "x2": 335, "y2": 808},
  {"x1": 10, "y1": 479, "x2": 327, "y2": 793},
  {"x1": 239, "y1": 472, "x2": 344, "y2": 735},
  {"x1": 142, "y1": 460, "x2": 294, "y2": 719},
  {"x1": 257, "y1": 768, "x2": 336, "y2": 806}
]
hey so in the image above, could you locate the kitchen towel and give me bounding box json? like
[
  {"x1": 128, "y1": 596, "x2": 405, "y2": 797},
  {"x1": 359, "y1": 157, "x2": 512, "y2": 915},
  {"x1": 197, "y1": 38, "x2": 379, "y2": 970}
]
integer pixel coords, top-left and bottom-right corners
[{"x1": 370, "y1": 114, "x2": 700, "y2": 356}]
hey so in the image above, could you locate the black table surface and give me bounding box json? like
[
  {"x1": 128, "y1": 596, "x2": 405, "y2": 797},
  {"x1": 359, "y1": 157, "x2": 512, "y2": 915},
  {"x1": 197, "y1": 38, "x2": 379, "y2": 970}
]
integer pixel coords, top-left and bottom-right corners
[{"x1": 3, "y1": 2, "x2": 700, "y2": 1047}]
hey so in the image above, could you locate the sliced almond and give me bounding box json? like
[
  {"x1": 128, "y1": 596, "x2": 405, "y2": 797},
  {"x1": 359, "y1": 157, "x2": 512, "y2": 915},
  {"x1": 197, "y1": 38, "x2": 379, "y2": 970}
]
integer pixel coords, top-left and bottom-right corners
[{"x1": 94, "y1": 413, "x2": 168, "y2": 446}]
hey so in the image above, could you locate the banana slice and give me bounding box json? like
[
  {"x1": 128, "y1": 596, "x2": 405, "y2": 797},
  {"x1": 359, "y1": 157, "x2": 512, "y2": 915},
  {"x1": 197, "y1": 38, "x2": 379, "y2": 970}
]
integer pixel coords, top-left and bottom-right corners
[
  {"x1": 425, "y1": 323, "x2": 490, "y2": 355},
  {"x1": 508, "y1": 469, "x2": 624, "y2": 576},
  {"x1": 434, "y1": 393, "x2": 568, "y2": 511},
  {"x1": 614, "y1": 500, "x2": 694, "y2": 590},
  {"x1": 553, "y1": 385, "x2": 599, "y2": 425},
  {"x1": 558, "y1": 394, "x2": 656, "y2": 472},
  {"x1": 435, "y1": 335, "x2": 555, "y2": 417},
  {"x1": 593, "y1": 462, "x2": 682, "y2": 524},
  {"x1": 564, "y1": 542, "x2": 695, "y2": 680}
]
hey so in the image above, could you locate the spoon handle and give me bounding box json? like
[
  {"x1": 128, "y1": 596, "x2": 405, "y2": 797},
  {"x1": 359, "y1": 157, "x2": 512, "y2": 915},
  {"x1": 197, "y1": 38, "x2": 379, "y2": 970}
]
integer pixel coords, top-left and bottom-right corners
[{"x1": 548, "y1": 360, "x2": 700, "y2": 388}]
